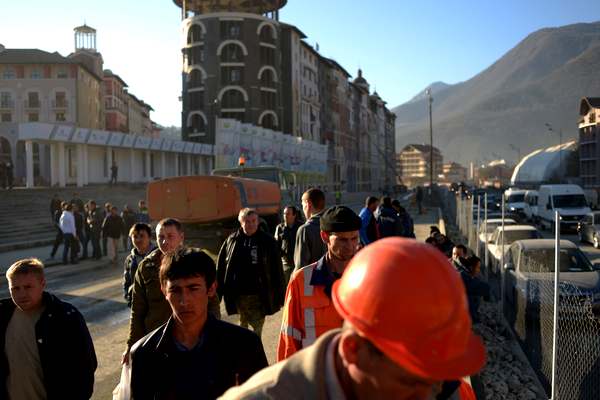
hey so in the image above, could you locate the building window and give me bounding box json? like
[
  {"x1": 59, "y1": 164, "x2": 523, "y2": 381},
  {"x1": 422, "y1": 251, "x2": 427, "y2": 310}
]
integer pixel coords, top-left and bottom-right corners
[
  {"x1": 188, "y1": 92, "x2": 204, "y2": 110},
  {"x1": 259, "y1": 25, "x2": 275, "y2": 43},
  {"x1": 188, "y1": 69, "x2": 205, "y2": 88},
  {"x1": 188, "y1": 24, "x2": 204, "y2": 44},
  {"x1": 221, "y1": 21, "x2": 242, "y2": 39},
  {"x1": 188, "y1": 46, "x2": 205, "y2": 65},
  {"x1": 27, "y1": 92, "x2": 40, "y2": 108},
  {"x1": 2, "y1": 67, "x2": 16, "y2": 79},
  {"x1": 260, "y1": 46, "x2": 275, "y2": 66},
  {"x1": 28, "y1": 113, "x2": 39, "y2": 122},
  {"x1": 189, "y1": 114, "x2": 206, "y2": 134},
  {"x1": 260, "y1": 113, "x2": 277, "y2": 130},
  {"x1": 54, "y1": 91, "x2": 67, "y2": 108},
  {"x1": 221, "y1": 67, "x2": 243, "y2": 85},
  {"x1": 0, "y1": 92, "x2": 13, "y2": 108},
  {"x1": 221, "y1": 89, "x2": 245, "y2": 109},
  {"x1": 30, "y1": 69, "x2": 42, "y2": 79},
  {"x1": 1, "y1": 113, "x2": 11, "y2": 122},
  {"x1": 57, "y1": 68, "x2": 68, "y2": 79},
  {"x1": 260, "y1": 69, "x2": 276, "y2": 88},
  {"x1": 56, "y1": 112, "x2": 66, "y2": 122},
  {"x1": 220, "y1": 43, "x2": 244, "y2": 62},
  {"x1": 260, "y1": 91, "x2": 276, "y2": 109}
]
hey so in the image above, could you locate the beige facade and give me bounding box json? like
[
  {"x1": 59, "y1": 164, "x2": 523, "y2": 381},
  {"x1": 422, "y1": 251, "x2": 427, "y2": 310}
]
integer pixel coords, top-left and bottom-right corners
[
  {"x1": 399, "y1": 144, "x2": 443, "y2": 187},
  {"x1": 0, "y1": 57, "x2": 102, "y2": 129}
]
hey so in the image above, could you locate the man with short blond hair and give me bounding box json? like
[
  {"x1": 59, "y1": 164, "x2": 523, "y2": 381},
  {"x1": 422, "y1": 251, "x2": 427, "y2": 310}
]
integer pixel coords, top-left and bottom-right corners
[
  {"x1": 0, "y1": 258, "x2": 97, "y2": 399},
  {"x1": 217, "y1": 208, "x2": 285, "y2": 337}
]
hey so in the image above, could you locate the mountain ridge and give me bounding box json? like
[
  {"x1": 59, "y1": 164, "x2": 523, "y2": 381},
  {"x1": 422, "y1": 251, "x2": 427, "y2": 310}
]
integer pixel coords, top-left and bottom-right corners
[{"x1": 393, "y1": 21, "x2": 600, "y2": 166}]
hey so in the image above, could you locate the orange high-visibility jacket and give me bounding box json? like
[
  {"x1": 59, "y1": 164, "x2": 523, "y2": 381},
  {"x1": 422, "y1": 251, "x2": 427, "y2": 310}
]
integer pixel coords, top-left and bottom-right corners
[{"x1": 277, "y1": 257, "x2": 343, "y2": 361}]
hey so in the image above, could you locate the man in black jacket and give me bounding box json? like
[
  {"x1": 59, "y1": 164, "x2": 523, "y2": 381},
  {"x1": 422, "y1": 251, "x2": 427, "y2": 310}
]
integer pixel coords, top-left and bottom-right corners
[
  {"x1": 130, "y1": 249, "x2": 267, "y2": 399},
  {"x1": 375, "y1": 196, "x2": 403, "y2": 237},
  {"x1": 293, "y1": 188, "x2": 327, "y2": 270},
  {"x1": 217, "y1": 208, "x2": 285, "y2": 338},
  {"x1": 274, "y1": 205, "x2": 300, "y2": 285},
  {"x1": 86, "y1": 201, "x2": 103, "y2": 260},
  {"x1": 0, "y1": 258, "x2": 97, "y2": 400}
]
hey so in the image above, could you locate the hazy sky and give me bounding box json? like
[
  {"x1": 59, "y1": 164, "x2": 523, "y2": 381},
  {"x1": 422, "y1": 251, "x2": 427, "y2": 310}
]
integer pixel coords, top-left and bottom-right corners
[{"x1": 1, "y1": 0, "x2": 598, "y2": 127}]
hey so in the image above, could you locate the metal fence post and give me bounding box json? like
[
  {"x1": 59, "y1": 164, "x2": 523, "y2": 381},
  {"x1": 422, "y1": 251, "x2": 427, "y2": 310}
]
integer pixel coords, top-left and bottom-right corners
[
  {"x1": 484, "y1": 193, "x2": 488, "y2": 280},
  {"x1": 500, "y1": 193, "x2": 505, "y2": 316},
  {"x1": 476, "y1": 195, "x2": 481, "y2": 257},
  {"x1": 551, "y1": 210, "x2": 561, "y2": 400}
]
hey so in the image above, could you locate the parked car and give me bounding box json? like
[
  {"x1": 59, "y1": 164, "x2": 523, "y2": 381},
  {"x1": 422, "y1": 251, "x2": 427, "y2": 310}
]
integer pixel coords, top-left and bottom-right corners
[
  {"x1": 505, "y1": 188, "x2": 527, "y2": 217},
  {"x1": 487, "y1": 225, "x2": 543, "y2": 273},
  {"x1": 503, "y1": 239, "x2": 600, "y2": 326},
  {"x1": 537, "y1": 184, "x2": 591, "y2": 232},
  {"x1": 478, "y1": 218, "x2": 517, "y2": 244},
  {"x1": 523, "y1": 190, "x2": 539, "y2": 223},
  {"x1": 577, "y1": 212, "x2": 600, "y2": 248}
]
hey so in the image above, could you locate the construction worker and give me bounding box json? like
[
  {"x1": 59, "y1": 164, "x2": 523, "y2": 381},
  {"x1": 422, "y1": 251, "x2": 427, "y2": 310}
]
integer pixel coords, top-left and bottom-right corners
[
  {"x1": 277, "y1": 205, "x2": 361, "y2": 361},
  {"x1": 221, "y1": 238, "x2": 486, "y2": 400}
]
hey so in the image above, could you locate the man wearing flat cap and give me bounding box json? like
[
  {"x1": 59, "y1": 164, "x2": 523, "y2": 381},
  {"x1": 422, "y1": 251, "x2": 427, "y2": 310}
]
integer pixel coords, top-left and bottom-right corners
[{"x1": 277, "y1": 206, "x2": 361, "y2": 361}]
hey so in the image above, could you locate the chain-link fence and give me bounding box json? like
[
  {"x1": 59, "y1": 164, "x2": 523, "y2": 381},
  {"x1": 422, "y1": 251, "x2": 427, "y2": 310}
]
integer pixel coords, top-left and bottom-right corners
[{"x1": 444, "y1": 189, "x2": 600, "y2": 399}]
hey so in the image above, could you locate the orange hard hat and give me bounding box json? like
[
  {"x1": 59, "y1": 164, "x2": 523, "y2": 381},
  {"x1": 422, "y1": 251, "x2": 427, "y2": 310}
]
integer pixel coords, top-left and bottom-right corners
[{"x1": 332, "y1": 237, "x2": 486, "y2": 381}]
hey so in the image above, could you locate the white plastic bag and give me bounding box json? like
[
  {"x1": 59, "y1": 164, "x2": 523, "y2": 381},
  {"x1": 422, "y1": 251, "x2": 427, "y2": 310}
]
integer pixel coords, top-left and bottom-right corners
[{"x1": 112, "y1": 361, "x2": 131, "y2": 400}]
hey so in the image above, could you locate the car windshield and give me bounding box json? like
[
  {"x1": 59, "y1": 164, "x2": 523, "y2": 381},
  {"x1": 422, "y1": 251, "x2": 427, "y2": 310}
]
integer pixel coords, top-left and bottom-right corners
[
  {"x1": 499, "y1": 230, "x2": 541, "y2": 244},
  {"x1": 508, "y1": 194, "x2": 525, "y2": 203},
  {"x1": 520, "y1": 248, "x2": 594, "y2": 273},
  {"x1": 552, "y1": 194, "x2": 587, "y2": 208},
  {"x1": 482, "y1": 221, "x2": 515, "y2": 234}
]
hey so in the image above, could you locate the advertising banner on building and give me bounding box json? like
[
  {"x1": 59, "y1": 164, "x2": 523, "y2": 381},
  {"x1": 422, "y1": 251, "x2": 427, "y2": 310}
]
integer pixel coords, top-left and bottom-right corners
[{"x1": 214, "y1": 119, "x2": 327, "y2": 175}]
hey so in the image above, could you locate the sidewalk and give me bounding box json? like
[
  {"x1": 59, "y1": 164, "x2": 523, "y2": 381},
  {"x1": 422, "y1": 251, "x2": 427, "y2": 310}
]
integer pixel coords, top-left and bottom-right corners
[
  {"x1": 0, "y1": 244, "x2": 128, "y2": 273},
  {"x1": 409, "y1": 206, "x2": 442, "y2": 241}
]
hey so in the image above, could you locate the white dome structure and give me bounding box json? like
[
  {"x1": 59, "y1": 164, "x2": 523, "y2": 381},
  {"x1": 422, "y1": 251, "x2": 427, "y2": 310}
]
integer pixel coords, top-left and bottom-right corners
[{"x1": 511, "y1": 141, "x2": 577, "y2": 186}]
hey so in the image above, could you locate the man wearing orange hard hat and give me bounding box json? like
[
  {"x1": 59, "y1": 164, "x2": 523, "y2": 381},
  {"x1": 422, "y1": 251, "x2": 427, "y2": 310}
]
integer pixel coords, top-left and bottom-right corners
[{"x1": 220, "y1": 237, "x2": 486, "y2": 400}]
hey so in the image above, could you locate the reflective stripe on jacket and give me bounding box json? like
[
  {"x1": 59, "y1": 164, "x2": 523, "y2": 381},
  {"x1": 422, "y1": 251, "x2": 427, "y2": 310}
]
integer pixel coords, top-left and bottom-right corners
[{"x1": 277, "y1": 257, "x2": 343, "y2": 361}]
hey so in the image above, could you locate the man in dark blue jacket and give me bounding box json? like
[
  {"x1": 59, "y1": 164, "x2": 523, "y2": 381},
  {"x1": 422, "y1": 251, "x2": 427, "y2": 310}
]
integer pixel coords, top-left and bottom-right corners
[
  {"x1": 130, "y1": 249, "x2": 268, "y2": 399},
  {"x1": 0, "y1": 258, "x2": 97, "y2": 400},
  {"x1": 375, "y1": 196, "x2": 403, "y2": 237}
]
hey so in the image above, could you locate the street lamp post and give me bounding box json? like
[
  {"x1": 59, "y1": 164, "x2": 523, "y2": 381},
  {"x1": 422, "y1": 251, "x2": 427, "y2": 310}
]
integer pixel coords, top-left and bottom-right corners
[
  {"x1": 509, "y1": 144, "x2": 521, "y2": 164},
  {"x1": 545, "y1": 123, "x2": 563, "y2": 182},
  {"x1": 427, "y1": 88, "x2": 434, "y2": 193}
]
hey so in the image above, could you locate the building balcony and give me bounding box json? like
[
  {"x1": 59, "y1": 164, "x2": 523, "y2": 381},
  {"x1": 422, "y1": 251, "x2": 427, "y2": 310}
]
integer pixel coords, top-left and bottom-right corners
[
  {"x1": 0, "y1": 99, "x2": 15, "y2": 109},
  {"x1": 24, "y1": 99, "x2": 41, "y2": 109},
  {"x1": 51, "y1": 99, "x2": 69, "y2": 109}
]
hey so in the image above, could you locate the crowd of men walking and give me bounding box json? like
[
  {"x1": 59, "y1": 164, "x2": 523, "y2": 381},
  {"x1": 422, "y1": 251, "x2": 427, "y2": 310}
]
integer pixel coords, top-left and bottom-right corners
[
  {"x1": 48, "y1": 193, "x2": 151, "y2": 265},
  {"x1": 1, "y1": 188, "x2": 486, "y2": 400}
]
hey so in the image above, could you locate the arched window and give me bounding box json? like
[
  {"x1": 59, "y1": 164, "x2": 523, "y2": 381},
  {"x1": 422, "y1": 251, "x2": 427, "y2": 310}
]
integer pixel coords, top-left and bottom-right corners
[
  {"x1": 260, "y1": 113, "x2": 277, "y2": 130},
  {"x1": 260, "y1": 69, "x2": 276, "y2": 88},
  {"x1": 220, "y1": 43, "x2": 245, "y2": 63},
  {"x1": 221, "y1": 89, "x2": 245, "y2": 109},
  {"x1": 187, "y1": 24, "x2": 204, "y2": 44},
  {"x1": 188, "y1": 69, "x2": 204, "y2": 88},
  {"x1": 189, "y1": 114, "x2": 206, "y2": 134},
  {"x1": 259, "y1": 24, "x2": 276, "y2": 43}
]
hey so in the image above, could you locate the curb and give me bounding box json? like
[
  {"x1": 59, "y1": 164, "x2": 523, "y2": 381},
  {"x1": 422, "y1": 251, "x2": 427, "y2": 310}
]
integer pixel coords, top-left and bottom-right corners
[{"x1": 0, "y1": 238, "x2": 54, "y2": 254}]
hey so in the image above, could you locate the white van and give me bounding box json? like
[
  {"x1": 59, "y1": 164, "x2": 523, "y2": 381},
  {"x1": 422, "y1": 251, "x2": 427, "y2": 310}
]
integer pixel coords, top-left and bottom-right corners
[
  {"x1": 504, "y1": 188, "x2": 527, "y2": 217},
  {"x1": 523, "y1": 190, "x2": 539, "y2": 222},
  {"x1": 538, "y1": 184, "x2": 591, "y2": 231}
]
